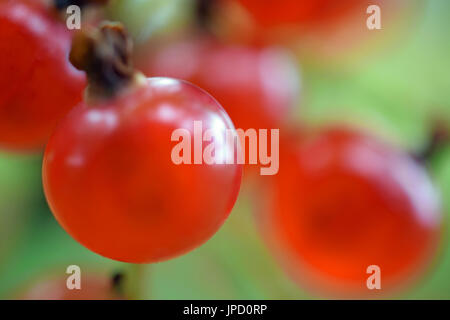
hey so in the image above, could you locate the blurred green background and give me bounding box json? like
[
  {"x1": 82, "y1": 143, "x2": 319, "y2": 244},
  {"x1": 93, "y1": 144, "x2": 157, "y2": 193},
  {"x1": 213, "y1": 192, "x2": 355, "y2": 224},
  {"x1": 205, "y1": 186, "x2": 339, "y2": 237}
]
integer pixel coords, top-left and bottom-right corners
[{"x1": 0, "y1": 0, "x2": 449, "y2": 299}]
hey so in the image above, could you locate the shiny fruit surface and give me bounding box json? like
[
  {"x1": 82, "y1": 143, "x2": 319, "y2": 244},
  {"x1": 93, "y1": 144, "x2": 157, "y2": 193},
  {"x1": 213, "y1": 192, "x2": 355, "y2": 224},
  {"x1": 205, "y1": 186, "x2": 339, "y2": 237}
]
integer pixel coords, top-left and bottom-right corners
[{"x1": 43, "y1": 77, "x2": 242, "y2": 263}]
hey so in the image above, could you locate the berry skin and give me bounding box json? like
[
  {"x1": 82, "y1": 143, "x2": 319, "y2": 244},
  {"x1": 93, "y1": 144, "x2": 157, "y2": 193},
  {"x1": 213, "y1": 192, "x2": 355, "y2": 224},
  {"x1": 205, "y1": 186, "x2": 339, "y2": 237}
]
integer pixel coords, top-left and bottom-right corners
[
  {"x1": 263, "y1": 129, "x2": 442, "y2": 296},
  {"x1": 43, "y1": 77, "x2": 242, "y2": 263},
  {"x1": 227, "y1": 0, "x2": 365, "y2": 29},
  {"x1": 18, "y1": 275, "x2": 121, "y2": 300},
  {"x1": 140, "y1": 35, "x2": 300, "y2": 132},
  {"x1": 0, "y1": 0, "x2": 85, "y2": 152},
  {"x1": 218, "y1": 0, "x2": 396, "y2": 53}
]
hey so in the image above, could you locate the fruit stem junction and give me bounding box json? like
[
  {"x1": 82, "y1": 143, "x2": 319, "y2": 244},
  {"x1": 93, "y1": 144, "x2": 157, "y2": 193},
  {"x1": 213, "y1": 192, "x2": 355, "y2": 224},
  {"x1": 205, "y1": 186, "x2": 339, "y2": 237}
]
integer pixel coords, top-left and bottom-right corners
[{"x1": 69, "y1": 22, "x2": 146, "y2": 103}]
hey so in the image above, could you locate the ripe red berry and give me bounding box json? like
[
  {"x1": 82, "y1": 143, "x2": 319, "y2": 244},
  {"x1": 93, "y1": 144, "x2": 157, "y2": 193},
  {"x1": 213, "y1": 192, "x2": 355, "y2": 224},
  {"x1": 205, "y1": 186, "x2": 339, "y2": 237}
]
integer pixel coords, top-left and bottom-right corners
[
  {"x1": 139, "y1": 35, "x2": 300, "y2": 132},
  {"x1": 0, "y1": 0, "x2": 86, "y2": 151},
  {"x1": 43, "y1": 24, "x2": 242, "y2": 263},
  {"x1": 262, "y1": 129, "x2": 442, "y2": 296},
  {"x1": 18, "y1": 274, "x2": 121, "y2": 300},
  {"x1": 226, "y1": 0, "x2": 365, "y2": 30},
  {"x1": 218, "y1": 0, "x2": 402, "y2": 54}
]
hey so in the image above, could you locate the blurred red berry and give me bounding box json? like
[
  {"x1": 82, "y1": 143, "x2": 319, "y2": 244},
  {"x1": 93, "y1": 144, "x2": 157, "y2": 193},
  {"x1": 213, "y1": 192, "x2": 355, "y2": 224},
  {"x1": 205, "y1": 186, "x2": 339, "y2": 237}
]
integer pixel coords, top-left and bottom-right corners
[
  {"x1": 0, "y1": 0, "x2": 86, "y2": 152},
  {"x1": 139, "y1": 35, "x2": 300, "y2": 132},
  {"x1": 217, "y1": 0, "x2": 407, "y2": 57},
  {"x1": 228, "y1": 0, "x2": 365, "y2": 29},
  {"x1": 262, "y1": 129, "x2": 442, "y2": 296}
]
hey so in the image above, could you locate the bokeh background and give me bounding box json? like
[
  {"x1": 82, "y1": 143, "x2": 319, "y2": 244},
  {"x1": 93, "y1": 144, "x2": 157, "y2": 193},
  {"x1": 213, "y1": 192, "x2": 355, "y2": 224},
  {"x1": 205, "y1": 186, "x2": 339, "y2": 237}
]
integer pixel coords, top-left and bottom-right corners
[{"x1": 0, "y1": 0, "x2": 449, "y2": 299}]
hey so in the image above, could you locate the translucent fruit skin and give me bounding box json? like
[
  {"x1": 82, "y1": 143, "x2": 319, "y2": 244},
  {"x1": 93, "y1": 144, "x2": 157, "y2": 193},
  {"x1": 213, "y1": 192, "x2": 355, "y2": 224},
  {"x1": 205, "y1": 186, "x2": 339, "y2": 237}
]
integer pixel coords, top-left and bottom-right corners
[
  {"x1": 0, "y1": 0, "x2": 85, "y2": 151},
  {"x1": 265, "y1": 129, "x2": 442, "y2": 296},
  {"x1": 43, "y1": 78, "x2": 242, "y2": 263},
  {"x1": 141, "y1": 36, "x2": 300, "y2": 131}
]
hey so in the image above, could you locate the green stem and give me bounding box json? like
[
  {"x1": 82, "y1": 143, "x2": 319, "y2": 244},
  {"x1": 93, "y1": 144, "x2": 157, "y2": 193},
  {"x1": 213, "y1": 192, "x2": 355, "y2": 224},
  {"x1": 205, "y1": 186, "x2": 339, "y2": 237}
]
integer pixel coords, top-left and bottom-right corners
[{"x1": 125, "y1": 264, "x2": 147, "y2": 300}]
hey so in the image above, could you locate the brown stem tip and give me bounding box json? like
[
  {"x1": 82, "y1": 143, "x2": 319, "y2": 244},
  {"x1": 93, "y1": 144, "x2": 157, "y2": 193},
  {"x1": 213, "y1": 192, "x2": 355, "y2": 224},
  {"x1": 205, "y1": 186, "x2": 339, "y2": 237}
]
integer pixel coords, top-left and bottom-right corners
[{"x1": 70, "y1": 22, "x2": 144, "y2": 101}]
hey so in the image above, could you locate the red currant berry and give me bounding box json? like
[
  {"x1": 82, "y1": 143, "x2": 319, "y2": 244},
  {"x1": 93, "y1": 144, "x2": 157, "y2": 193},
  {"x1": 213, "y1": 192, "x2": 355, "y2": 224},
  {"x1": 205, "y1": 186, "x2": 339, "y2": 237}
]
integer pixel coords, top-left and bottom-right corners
[
  {"x1": 0, "y1": 0, "x2": 86, "y2": 152},
  {"x1": 262, "y1": 129, "x2": 442, "y2": 296},
  {"x1": 218, "y1": 0, "x2": 405, "y2": 56},
  {"x1": 43, "y1": 24, "x2": 242, "y2": 263},
  {"x1": 226, "y1": 0, "x2": 366, "y2": 30},
  {"x1": 139, "y1": 35, "x2": 300, "y2": 132}
]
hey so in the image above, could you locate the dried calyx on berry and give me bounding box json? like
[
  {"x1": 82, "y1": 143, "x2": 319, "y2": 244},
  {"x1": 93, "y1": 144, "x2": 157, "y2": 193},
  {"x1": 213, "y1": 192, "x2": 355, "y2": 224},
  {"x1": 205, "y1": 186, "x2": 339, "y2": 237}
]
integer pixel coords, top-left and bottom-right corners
[
  {"x1": 53, "y1": 0, "x2": 109, "y2": 10},
  {"x1": 69, "y1": 22, "x2": 146, "y2": 103}
]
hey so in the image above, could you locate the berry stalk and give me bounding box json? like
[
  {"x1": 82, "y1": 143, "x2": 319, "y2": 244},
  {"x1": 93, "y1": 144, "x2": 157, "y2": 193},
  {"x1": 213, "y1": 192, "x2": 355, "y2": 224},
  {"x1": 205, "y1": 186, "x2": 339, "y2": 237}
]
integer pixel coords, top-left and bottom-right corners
[{"x1": 69, "y1": 22, "x2": 146, "y2": 103}]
